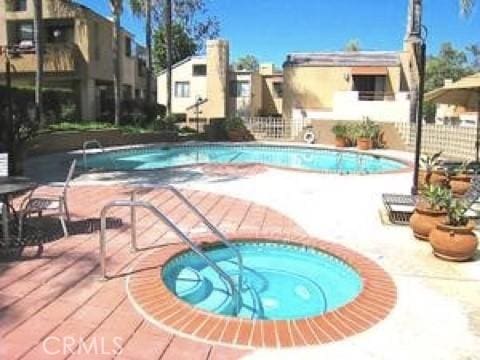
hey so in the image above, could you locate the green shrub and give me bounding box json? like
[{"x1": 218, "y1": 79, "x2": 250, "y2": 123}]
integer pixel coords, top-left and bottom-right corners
[
  {"x1": 331, "y1": 123, "x2": 348, "y2": 137},
  {"x1": 204, "y1": 118, "x2": 228, "y2": 141},
  {"x1": 224, "y1": 116, "x2": 247, "y2": 132}
]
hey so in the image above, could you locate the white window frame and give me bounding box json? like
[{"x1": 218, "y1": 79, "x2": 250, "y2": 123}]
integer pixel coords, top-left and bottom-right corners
[{"x1": 174, "y1": 82, "x2": 190, "y2": 98}]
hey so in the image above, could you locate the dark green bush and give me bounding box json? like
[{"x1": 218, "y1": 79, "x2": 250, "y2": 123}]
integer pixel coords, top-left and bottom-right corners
[{"x1": 204, "y1": 118, "x2": 228, "y2": 141}]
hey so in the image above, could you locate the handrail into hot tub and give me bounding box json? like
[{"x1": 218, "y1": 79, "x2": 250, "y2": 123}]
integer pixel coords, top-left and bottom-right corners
[
  {"x1": 82, "y1": 140, "x2": 117, "y2": 170},
  {"x1": 99, "y1": 186, "x2": 244, "y2": 315}
]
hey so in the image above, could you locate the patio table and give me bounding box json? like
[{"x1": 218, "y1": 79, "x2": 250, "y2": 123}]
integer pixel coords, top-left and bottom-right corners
[{"x1": 0, "y1": 176, "x2": 37, "y2": 247}]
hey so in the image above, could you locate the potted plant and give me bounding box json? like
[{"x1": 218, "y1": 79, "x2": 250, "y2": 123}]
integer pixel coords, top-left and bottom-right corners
[
  {"x1": 419, "y1": 151, "x2": 446, "y2": 187},
  {"x1": 448, "y1": 162, "x2": 473, "y2": 196},
  {"x1": 429, "y1": 199, "x2": 478, "y2": 261},
  {"x1": 331, "y1": 123, "x2": 348, "y2": 147},
  {"x1": 409, "y1": 185, "x2": 450, "y2": 241},
  {"x1": 355, "y1": 118, "x2": 379, "y2": 151}
]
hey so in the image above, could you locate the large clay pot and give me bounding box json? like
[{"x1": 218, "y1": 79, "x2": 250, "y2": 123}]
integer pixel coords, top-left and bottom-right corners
[
  {"x1": 335, "y1": 136, "x2": 347, "y2": 148},
  {"x1": 357, "y1": 137, "x2": 372, "y2": 151},
  {"x1": 449, "y1": 174, "x2": 472, "y2": 196},
  {"x1": 227, "y1": 129, "x2": 246, "y2": 142},
  {"x1": 429, "y1": 222, "x2": 478, "y2": 261},
  {"x1": 409, "y1": 206, "x2": 447, "y2": 241}
]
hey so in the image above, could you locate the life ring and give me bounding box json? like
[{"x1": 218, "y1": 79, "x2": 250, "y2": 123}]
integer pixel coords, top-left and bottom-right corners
[{"x1": 303, "y1": 130, "x2": 315, "y2": 144}]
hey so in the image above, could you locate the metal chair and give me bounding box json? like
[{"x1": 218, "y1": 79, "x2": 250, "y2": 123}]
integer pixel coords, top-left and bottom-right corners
[{"x1": 18, "y1": 160, "x2": 77, "y2": 238}]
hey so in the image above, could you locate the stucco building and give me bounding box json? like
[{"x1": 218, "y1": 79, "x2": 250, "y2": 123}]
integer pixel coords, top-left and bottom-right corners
[
  {"x1": 0, "y1": 0, "x2": 154, "y2": 120},
  {"x1": 157, "y1": 39, "x2": 283, "y2": 127}
]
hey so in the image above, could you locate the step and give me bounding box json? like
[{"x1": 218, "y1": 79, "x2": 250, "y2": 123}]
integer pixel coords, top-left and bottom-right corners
[{"x1": 174, "y1": 267, "x2": 212, "y2": 304}]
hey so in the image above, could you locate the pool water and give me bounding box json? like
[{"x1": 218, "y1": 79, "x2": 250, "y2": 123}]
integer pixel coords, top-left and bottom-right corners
[
  {"x1": 86, "y1": 144, "x2": 405, "y2": 174},
  {"x1": 162, "y1": 242, "x2": 363, "y2": 320}
]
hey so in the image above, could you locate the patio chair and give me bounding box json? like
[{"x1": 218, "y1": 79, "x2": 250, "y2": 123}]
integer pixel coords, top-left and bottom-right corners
[
  {"x1": 382, "y1": 175, "x2": 480, "y2": 225},
  {"x1": 18, "y1": 159, "x2": 77, "y2": 238}
]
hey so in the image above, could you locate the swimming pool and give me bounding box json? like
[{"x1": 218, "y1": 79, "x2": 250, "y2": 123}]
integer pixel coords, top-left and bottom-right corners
[
  {"x1": 162, "y1": 242, "x2": 363, "y2": 320},
  {"x1": 85, "y1": 144, "x2": 406, "y2": 174}
]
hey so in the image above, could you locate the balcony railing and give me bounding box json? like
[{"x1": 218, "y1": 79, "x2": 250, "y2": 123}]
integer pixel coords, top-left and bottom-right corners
[
  {"x1": 0, "y1": 43, "x2": 79, "y2": 73},
  {"x1": 358, "y1": 91, "x2": 395, "y2": 101}
]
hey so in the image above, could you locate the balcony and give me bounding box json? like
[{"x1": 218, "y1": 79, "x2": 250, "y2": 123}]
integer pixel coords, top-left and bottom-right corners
[
  {"x1": 357, "y1": 91, "x2": 395, "y2": 101},
  {"x1": 0, "y1": 43, "x2": 80, "y2": 74}
]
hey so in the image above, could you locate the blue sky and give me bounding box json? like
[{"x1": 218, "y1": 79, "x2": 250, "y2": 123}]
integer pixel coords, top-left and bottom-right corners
[{"x1": 77, "y1": 0, "x2": 480, "y2": 66}]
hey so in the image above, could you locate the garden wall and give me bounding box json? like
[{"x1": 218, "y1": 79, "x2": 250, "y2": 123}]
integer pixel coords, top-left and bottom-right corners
[
  {"x1": 395, "y1": 123, "x2": 478, "y2": 161},
  {"x1": 294, "y1": 120, "x2": 407, "y2": 150},
  {"x1": 27, "y1": 129, "x2": 178, "y2": 156}
]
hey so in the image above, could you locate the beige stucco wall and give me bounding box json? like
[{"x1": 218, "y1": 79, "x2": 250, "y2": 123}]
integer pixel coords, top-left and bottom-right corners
[
  {"x1": 283, "y1": 63, "x2": 406, "y2": 119},
  {"x1": 205, "y1": 39, "x2": 229, "y2": 119},
  {"x1": 262, "y1": 75, "x2": 283, "y2": 115}
]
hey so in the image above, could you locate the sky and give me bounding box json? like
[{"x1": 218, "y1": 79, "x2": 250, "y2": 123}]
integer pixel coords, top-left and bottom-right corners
[{"x1": 76, "y1": 0, "x2": 480, "y2": 67}]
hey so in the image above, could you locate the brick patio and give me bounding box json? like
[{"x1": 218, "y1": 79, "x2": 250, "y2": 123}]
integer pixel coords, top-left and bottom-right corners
[{"x1": 0, "y1": 186, "x2": 308, "y2": 359}]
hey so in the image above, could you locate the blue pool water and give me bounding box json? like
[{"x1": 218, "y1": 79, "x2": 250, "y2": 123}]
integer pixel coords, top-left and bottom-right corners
[
  {"x1": 162, "y1": 242, "x2": 363, "y2": 320},
  {"x1": 86, "y1": 144, "x2": 405, "y2": 174}
]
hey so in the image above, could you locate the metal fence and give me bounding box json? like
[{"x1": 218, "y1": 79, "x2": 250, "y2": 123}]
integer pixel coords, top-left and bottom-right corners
[
  {"x1": 0, "y1": 153, "x2": 8, "y2": 177},
  {"x1": 242, "y1": 117, "x2": 293, "y2": 140},
  {"x1": 395, "y1": 122, "x2": 478, "y2": 160}
]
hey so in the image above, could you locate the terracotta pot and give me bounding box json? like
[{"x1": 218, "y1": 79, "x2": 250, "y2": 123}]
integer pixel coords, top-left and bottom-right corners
[
  {"x1": 449, "y1": 174, "x2": 472, "y2": 196},
  {"x1": 429, "y1": 222, "x2": 478, "y2": 261},
  {"x1": 335, "y1": 136, "x2": 347, "y2": 148},
  {"x1": 357, "y1": 137, "x2": 372, "y2": 151},
  {"x1": 409, "y1": 206, "x2": 447, "y2": 241},
  {"x1": 418, "y1": 169, "x2": 447, "y2": 188}
]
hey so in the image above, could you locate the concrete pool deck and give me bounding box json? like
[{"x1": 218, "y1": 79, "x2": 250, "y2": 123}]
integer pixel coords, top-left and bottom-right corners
[{"x1": 7, "y1": 145, "x2": 480, "y2": 359}]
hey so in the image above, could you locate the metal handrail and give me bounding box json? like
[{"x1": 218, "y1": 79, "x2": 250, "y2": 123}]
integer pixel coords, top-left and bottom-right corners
[
  {"x1": 82, "y1": 140, "x2": 105, "y2": 169},
  {"x1": 99, "y1": 188, "x2": 243, "y2": 315}
]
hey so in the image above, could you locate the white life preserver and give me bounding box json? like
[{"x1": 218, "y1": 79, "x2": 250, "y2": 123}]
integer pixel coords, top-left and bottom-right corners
[{"x1": 303, "y1": 130, "x2": 315, "y2": 144}]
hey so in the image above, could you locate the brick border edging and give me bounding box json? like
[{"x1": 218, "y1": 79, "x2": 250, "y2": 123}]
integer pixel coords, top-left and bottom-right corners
[{"x1": 126, "y1": 231, "x2": 397, "y2": 349}]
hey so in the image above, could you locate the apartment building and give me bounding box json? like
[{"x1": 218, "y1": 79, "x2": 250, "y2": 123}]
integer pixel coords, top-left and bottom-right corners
[
  {"x1": 0, "y1": 0, "x2": 153, "y2": 120},
  {"x1": 282, "y1": 51, "x2": 412, "y2": 125},
  {"x1": 157, "y1": 39, "x2": 283, "y2": 127}
]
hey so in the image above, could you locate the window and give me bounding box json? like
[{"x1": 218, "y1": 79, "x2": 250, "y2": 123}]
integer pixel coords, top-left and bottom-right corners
[
  {"x1": 230, "y1": 81, "x2": 250, "y2": 97},
  {"x1": 273, "y1": 82, "x2": 283, "y2": 98},
  {"x1": 9, "y1": 0, "x2": 27, "y2": 12},
  {"x1": 192, "y1": 64, "x2": 207, "y2": 76},
  {"x1": 175, "y1": 82, "x2": 190, "y2": 98},
  {"x1": 353, "y1": 75, "x2": 387, "y2": 101},
  {"x1": 15, "y1": 22, "x2": 34, "y2": 43},
  {"x1": 125, "y1": 37, "x2": 132, "y2": 57}
]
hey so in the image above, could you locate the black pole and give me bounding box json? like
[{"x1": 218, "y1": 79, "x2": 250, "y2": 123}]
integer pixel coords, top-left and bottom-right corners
[
  {"x1": 5, "y1": 54, "x2": 15, "y2": 175},
  {"x1": 412, "y1": 40, "x2": 427, "y2": 195},
  {"x1": 476, "y1": 89, "x2": 480, "y2": 163}
]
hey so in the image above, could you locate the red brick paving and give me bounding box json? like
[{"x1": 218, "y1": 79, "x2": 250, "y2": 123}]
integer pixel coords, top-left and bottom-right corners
[{"x1": 0, "y1": 185, "x2": 396, "y2": 359}]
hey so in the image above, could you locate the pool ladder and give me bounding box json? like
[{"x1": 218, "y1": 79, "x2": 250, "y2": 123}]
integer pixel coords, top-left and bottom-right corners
[
  {"x1": 82, "y1": 140, "x2": 117, "y2": 170},
  {"x1": 98, "y1": 185, "x2": 244, "y2": 315}
]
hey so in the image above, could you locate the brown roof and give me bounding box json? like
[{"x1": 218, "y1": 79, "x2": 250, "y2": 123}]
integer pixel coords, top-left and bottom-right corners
[{"x1": 284, "y1": 51, "x2": 401, "y2": 68}]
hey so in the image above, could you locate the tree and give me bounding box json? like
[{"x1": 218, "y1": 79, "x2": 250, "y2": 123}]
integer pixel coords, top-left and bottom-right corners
[
  {"x1": 424, "y1": 43, "x2": 474, "y2": 120},
  {"x1": 344, "y1": 39, "x2": 361, "y2": 52},
  {"x1": 153, "y1": 23, "x2": 197, "y2": 71},
  {"x1": 235, "y1": 55, "x2": 259, "y2": 71},
  {"x1": 466, "y1": 43, "x2": 480, "y2": 70},
  {"x1": 130, "y1": 0, "x2": 154, "y2": 104},
  {"x1": 33, "y1": 0, "x2": 44, "y2": 127},
  {"x1": 165, "y1": 0, "x2": 172, "y2": 116},
  {"x1": 110, "y1": 0, "x2": 123, "y2": 126},
  {"x1": 460, "y1": 0, "x2": 475, "y2": 15}
]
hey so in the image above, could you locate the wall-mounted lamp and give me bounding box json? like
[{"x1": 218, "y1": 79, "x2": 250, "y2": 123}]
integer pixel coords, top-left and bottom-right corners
[{"x1": 344, "y1": 72, "x2": 350, "y2": 82}]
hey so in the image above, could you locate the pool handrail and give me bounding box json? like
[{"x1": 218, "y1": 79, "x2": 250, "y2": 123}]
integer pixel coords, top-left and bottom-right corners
[
  {"x1": 99, "y1": 187, "x2": 244, "y2": 315},
  {"x1": 82, "y1": 140, "x2": 116, "y2": 170}
]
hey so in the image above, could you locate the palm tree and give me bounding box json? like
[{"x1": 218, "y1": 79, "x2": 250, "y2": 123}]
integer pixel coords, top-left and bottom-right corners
[
  {"x1": 460, "y1": 0, "x2": 475, "y2": 16},
  {"x1": 110, "y1": 0, "x2": 123, "y2": 126},
  {"x1": 130, "y1": 0, "x2": 153, "y2": 104},
  {"x1": 165, "y1": 0, "x2": 172, "y2": 116},
  {"x1": 33, "y1": 0, "x2": 44, "y2": 126}
]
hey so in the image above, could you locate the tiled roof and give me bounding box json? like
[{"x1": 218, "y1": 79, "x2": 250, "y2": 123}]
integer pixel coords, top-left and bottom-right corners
[{"x1": 284, "y1": 51, "x2": 402, "y2": 67}]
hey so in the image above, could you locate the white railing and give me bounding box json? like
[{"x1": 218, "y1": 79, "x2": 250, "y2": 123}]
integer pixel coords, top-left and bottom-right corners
[
  {"x1": 242, "y1": 117, "x2": 291, "y2": 139},
  {"x1": 0, "y1": 153, "x2": 8, "y2": 177}
]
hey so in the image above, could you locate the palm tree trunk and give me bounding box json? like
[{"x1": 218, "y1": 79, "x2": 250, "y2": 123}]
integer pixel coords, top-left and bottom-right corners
[
  {"x1": 111, "y1": 0, "x2": 122, "y2": 126},
  {"x1": 165, "y1": 0, "x2": 172, "y2": 116},
  {"x1": 145, "y1": 0, "x2": 153, "y2": 104},
  {"x1": 33, "y1": 0, "x2": 44, "y2": 127}
]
